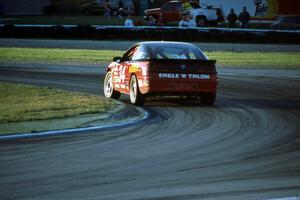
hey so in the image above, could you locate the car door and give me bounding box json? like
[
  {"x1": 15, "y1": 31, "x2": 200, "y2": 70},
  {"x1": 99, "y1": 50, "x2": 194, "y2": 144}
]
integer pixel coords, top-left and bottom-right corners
[{"x1": 115, "y1": 46, "x2": 139, "y2": 93}]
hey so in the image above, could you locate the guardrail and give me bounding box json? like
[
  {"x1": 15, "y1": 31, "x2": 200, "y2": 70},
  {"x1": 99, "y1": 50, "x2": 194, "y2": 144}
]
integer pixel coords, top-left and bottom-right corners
[{"x1": 0, "y1": 24, "x2": 299, "y2": 44}]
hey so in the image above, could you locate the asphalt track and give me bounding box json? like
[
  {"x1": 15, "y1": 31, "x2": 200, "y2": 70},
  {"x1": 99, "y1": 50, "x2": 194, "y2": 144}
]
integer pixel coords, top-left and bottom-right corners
[{"x1": 0, "y1": 41, "x2": 300, "y2": 200}]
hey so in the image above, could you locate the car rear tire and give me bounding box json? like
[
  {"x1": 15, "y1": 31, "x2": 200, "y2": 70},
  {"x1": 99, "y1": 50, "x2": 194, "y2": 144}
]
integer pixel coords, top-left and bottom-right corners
[
  {"x1": 130, "y1": 75, "x2": 145, "y2": 105},
  {"x1": 104, "y1": 71, "x2": 121, "y2": 99},
  {"x1": 200, "y1": 93, "x2": 216, "y2": 106}
]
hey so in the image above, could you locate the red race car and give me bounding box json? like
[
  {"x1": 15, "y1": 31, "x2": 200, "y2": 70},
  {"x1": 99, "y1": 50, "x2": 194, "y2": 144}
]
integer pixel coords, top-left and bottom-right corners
[{"x1": 104, "y1": 41, "x2": 218, "y2": 105}]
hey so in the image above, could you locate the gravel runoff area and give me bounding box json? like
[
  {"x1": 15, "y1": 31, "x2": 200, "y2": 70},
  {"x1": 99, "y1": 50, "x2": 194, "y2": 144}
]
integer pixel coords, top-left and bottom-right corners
[{"x1": 1, "y1": 38, "x2": 300, "y2": 52}]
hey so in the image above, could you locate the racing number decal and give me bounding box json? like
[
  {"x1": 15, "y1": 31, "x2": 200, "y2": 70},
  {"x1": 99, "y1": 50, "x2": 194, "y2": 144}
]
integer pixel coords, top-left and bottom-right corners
[
  {"x1": 119, "y1": 65, "x2": 126, "y2": 84},
  {"x1": 117, "y1": 64, "x2": 126, "y2": 89}
]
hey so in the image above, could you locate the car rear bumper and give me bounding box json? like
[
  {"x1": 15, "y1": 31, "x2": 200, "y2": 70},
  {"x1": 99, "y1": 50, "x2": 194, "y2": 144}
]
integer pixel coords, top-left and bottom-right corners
[{"x1": 139, "y1": 74, "x2": 218, "y2": 95}]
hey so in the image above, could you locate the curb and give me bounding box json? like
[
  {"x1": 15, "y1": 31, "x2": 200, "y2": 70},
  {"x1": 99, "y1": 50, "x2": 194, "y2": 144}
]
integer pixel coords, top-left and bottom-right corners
[
  {"x1": 265, "y1": 196, "x2": 300, "y2": 200},
  {"x1": 0, "y1": 103, "x2": 149, "y2": 142}
]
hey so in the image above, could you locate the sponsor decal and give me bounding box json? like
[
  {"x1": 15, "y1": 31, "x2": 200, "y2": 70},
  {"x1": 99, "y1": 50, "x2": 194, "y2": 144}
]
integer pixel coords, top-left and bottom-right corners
[
  {"x1": 138, "y1": 80, "x2": 142, "y2": 87},
  {"x1": 159, "y1": 73, "x2": 180, "y2": 79},
  {"x1": 141, "y1": 79, "x2": 149, "y2": 86},
  {"x1": 253, "y1": 0, "x2": 268, "y2": 17},
  {"x1": 129, "y1": 64, "x2": 140, "y2": 73},
  {"x1": 188, "y1": 74, "x2": 210, "y2": 79},
  {"x1": 113, "y1": 76, "x2": 120, "y2": 83},
  {"x1": 158, "y1": 73, "x2": 210, "y2": 79}
]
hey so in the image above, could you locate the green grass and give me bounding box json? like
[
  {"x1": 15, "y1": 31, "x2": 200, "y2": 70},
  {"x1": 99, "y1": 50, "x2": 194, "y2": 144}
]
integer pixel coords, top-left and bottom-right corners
[
  {"x1": 206, "y1": 51, "x2": 300, "y2": 68},
  {"x1": 0, "y1": 47, "x2": 123, "y2": 64},
  {"x1": 0, "y1": 82, "x2": 116, "y2": 123},
  {"x1": 0, "y1": 47, "x2": 299, "y2": 69}
]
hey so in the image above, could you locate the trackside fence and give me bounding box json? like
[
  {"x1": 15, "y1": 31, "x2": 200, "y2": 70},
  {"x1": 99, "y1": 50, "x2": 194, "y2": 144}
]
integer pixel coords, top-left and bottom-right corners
[{"x1": 0, "y1": 25, "x2": 299, "y2": 44}]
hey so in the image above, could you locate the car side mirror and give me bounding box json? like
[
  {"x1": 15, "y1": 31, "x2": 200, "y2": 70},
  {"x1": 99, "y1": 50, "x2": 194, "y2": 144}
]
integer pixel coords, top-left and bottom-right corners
[{"x1": 113, "y1": 56, "x2": 122, "y2": 63}]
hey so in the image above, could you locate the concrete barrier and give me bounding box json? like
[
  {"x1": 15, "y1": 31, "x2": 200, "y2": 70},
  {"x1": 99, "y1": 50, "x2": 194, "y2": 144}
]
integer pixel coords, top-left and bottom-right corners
[{"x1": 0, "y1": 24, "x2": 299, "y2": 44}]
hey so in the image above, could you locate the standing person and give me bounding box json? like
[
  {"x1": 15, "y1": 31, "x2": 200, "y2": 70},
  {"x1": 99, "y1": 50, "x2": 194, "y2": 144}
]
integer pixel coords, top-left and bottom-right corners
[
  {"x1": 148, "y1": 15, "x2": 156, "y2": 26},
  {"x1": 104, "y1": 0, "x2": 111, "y2": 19},
  {"x1": 216, "y1": 9, "x2": 224, "y2": 26},
  {"x1": 227, "y1": 8, "x2": 238, "y2": 28},
  {"x1": 239, "y1": 6, "x2": 250, "y2": 28},
  {"x1": 182, "y1": 1, "x2": 192, "y2": 16},
  {"x1": 157, "y1": 13, "x2": 164, "y2": 26},
  {"x1": 124, "y1": 15, "x2": 134, "y2": 27},
  {"x1": 179, "y1": 15, "x2": 189, "y2": 27},
  {"x1": 118, "y1": 0, "x2": 124, "y2": 18}
]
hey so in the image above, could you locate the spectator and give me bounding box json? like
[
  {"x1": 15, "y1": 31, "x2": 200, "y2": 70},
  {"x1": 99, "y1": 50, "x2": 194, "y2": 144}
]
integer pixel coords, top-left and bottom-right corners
[
  {"x1": 182, "y1": 1, "x2": 192, "y2": 16},
  {"x1": 239, "y1": 6, "x2": 250, "y2": 28},
  {"x1": 118, "y1": 0, "x2": 123, "y2": 9},
  {"x1": 187, "y1": 15, "x2": 196, "y2": 27},
  {"x1": 135, "y1": 19, "x2": 143, "y2": 26},
  {"x1": 148, "y1": 15, "x2": 156, "y2": 26},
  {"x1": 118, "y1": 0, "x2": 124, "y2": 18},
  {"x1": 104, "y1": 1, "x2": 111, "y2": 19},
  {"x1": 179, "y1": 15, "x2": 189, "y2": 27},
  {"x1": 216, "y1": 9, "x2": 224, "y2": 26},
  {"x1": 124, "y1": 15, "x2": 134, "y2": 27},
  {"x1": 157, "y1": 13, "x2": 164, "y2": 26},
  {"x1": 227, "y1": 8, "x2": 238, "y2": 28}
]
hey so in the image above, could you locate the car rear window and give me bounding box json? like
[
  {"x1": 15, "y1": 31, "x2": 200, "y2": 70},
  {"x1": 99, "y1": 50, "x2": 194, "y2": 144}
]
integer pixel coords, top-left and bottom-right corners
[{"x1": 148, "y1": 44, "x2": 208, "y2": 60}]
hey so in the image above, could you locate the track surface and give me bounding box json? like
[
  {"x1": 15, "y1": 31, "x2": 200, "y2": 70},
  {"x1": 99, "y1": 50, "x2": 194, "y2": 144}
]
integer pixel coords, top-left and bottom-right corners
[
  {"x1": 0, "y1": 65, "x2": 300, "y2": 200},
  {"x1": 0, "y1": 40, "x2": 300, "y2": 200}
]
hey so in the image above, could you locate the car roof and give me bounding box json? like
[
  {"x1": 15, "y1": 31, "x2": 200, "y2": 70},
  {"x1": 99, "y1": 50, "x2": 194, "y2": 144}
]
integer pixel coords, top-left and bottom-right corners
[{"x1": 136, "y1": 41, "x2": 196, "y2": 48}]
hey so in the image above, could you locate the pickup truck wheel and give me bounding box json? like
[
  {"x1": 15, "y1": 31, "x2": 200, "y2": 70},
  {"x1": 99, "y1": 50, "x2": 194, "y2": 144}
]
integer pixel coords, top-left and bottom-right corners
[
  {"x1": 200, "y1": 93, "x2": 216, "y2": 106},
  {"x1": 196, "y1": 16, "x2": 208, "y2": 27},
  {"x1": 104, "y1": 71, "x2": 121, "y2": 99},
  {"x1": 130, "y1": 75, "x2": 145, "y2": 105}
]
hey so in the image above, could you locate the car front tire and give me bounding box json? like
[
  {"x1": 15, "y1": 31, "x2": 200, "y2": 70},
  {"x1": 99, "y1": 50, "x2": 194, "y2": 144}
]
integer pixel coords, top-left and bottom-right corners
[{"x1": 104, "y1": 71, "x2": 121, "y2": 99}]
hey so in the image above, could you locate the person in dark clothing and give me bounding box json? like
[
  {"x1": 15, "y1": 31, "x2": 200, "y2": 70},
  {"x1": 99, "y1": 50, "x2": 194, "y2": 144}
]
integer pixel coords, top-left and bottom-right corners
[
  {"x1": 118, "y1": 0, "x2": 123, "y2": 8},
  {"x1": 227, "y1": 8, "x2": 238, "y2": 28},
  {"x1": 118, "y1": 0, "x2": 124, "y2": 17},
  {"x1": 216, "y1": 8, "x2": 224, "y2": 25},
  {"x1": 239, "y1": 6, "x2": 250, "y2": 28},
  {"x1": 104, "y1": 0, "x2": 111, "y2": 18}
]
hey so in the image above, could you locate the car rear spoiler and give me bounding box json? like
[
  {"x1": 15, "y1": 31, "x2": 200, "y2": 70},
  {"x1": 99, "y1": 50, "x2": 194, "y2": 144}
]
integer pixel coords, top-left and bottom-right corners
[{"x1": 148, "y1": 59, "x2": 217, "y2": 65}]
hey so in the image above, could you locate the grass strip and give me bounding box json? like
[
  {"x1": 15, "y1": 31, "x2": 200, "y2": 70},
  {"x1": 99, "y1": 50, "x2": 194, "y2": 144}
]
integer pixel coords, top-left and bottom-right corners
[
  {"x1": 207, "y1": 51, "x2": 300, "y2": 68},
  {"x1": 0, "y1": 47, "x2": 123, "y2": 64},
  {"x1": 0, "y1": 82, "x2": 115, "y2": 123},
  {"x1": 0, "y1": 47, "x2": 299, "y2": 69}
]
